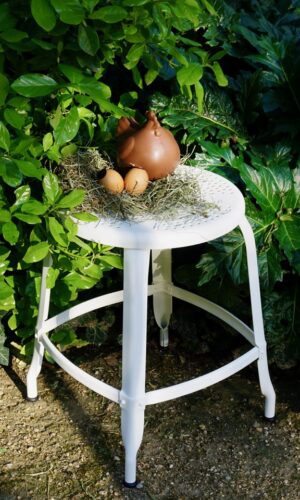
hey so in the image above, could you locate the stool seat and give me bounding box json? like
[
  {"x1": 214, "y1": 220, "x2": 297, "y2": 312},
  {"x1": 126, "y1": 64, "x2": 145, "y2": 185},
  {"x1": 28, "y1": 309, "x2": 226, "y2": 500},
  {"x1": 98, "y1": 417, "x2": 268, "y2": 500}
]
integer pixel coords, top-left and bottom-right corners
[
  {"x1": 76, "y1": 166, "x2": 245, "y2": 249},
  {"x1": 26, "y1": 165, "x2": 275, "y2": 488}
]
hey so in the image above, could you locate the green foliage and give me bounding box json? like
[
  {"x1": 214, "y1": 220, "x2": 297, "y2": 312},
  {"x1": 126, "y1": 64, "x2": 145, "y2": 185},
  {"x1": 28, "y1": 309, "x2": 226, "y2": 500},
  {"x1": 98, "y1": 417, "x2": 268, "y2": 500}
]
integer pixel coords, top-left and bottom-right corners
[
  {"x1": 0, "y1": 0, "x2": 225, "y2": 361},
  {"x1": 0, "y1": 0, "x2": 299, "y2": 367},
  {"x1": 168, "y1": 0, "x2": 300, "y2": 366}
]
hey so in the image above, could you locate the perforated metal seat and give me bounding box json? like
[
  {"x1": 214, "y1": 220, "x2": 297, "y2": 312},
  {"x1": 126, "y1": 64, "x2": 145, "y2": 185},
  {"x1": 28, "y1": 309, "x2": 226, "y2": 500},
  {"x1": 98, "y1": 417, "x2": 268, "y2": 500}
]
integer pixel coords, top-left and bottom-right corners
[{"x1": 27, "y1": 166, "x2": 275, "y2": 487}]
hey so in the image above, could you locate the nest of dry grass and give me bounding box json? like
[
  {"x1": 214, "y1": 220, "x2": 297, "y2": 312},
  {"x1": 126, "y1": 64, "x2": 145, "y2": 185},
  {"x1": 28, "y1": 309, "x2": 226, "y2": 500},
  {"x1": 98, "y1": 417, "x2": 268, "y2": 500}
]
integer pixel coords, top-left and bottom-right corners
[{"x1": 56, "y1": 149, "x2": 214, "y2": 221}]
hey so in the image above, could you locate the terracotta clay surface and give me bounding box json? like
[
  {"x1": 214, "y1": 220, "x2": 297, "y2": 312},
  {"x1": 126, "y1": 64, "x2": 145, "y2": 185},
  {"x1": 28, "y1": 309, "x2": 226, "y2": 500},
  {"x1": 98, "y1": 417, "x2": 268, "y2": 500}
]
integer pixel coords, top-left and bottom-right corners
[{"x1": 117, "y1": 111, "x2": 180, "y2": 180}]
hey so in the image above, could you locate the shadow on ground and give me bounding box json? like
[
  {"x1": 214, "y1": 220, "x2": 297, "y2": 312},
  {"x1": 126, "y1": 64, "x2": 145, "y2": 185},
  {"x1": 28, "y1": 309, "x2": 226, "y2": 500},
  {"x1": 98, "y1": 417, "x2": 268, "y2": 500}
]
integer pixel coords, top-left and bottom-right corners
[{"x1": 1, "y1": 334, "x2": 300, "y2": 499}]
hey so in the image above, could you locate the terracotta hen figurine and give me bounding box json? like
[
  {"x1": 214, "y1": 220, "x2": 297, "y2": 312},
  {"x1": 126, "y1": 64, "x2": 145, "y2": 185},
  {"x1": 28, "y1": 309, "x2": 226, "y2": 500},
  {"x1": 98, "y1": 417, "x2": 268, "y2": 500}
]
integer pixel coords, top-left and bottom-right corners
[{"x1": 117, "y1": 111, "x2": 180, "y2": 180}]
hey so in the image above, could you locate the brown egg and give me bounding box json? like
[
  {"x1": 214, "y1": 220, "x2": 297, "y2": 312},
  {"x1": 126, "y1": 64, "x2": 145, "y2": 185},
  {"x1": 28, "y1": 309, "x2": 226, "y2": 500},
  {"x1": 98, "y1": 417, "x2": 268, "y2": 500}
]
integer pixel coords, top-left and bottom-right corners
[
  {"x1": 98, "y1": 169, "x2": 124, "y2": 194},
  {"x1": 124, "y1": 168, "x2": 149, "y2": 196}
]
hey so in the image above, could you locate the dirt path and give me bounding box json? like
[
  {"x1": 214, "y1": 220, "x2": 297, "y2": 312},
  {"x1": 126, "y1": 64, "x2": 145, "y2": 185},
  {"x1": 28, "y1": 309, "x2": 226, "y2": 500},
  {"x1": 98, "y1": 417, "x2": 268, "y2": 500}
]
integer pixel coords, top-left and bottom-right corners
[{"x1": 1, "y1": 335, "x2": 299, "y2": 500}]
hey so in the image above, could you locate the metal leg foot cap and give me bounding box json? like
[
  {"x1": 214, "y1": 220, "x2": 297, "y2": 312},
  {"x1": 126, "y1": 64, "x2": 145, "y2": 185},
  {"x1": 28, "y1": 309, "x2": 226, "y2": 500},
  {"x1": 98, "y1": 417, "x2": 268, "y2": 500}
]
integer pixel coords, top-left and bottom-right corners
[
  {"x1": 264, "y1": 415, "x2": 276, "y2": 423},
  {"x1": 26, "y1": 396, "x2": 39, "y2": 402},
  {"x1": 123, "y1": 479, "x2": 143, "y2": 489}
]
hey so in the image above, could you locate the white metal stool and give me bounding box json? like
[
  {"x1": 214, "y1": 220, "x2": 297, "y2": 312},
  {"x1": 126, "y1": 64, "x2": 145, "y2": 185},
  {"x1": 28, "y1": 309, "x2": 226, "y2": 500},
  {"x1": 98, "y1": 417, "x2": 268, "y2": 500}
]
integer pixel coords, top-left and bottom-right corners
[{"x1": 27, "y1": 166, "x2": 275, "y2": 487}]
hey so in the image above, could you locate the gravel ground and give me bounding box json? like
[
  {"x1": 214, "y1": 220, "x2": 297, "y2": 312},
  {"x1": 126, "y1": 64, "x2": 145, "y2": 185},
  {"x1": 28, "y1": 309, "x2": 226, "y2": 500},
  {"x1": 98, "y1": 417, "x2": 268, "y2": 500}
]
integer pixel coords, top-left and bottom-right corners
[{"x1": 1, "y1": 327, "x2": 299, "y2": 500}]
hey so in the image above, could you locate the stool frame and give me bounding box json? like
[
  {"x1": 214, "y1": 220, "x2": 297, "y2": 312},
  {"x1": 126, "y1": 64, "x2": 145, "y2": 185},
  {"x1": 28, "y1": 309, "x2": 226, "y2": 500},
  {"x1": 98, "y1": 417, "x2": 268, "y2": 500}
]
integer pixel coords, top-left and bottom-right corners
[{"x1": 26, "y1": 167, "x2": 276, "y2": 486}]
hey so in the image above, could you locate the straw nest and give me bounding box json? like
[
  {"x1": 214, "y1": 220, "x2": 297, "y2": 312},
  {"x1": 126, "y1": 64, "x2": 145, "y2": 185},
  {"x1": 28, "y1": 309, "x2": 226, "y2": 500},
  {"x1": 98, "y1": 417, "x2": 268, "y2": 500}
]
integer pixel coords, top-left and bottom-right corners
[{"x1": 56, "y1": 149, "x2": 215, "y2": 222}]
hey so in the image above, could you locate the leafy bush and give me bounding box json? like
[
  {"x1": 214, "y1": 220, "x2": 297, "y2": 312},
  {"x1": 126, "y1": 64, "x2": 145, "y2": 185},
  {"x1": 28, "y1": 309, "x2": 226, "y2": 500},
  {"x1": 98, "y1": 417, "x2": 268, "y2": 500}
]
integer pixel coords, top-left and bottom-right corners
[
  {"x1": 158, "y1": 0, "x2": 300, "y2": 367},
  {"x1": 0, "y1": 0, "x2": 225, "y2": 364},
  {"x1": 1, "y1": 0, "x2": 299, "y2": 368}
]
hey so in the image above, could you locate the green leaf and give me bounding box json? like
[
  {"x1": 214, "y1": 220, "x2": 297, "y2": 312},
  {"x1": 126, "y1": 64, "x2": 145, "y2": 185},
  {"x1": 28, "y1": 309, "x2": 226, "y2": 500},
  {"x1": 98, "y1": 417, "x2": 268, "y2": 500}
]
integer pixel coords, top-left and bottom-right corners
[
  {"x1": 92, "y1": 97, "x2": 124, "y2": 117},
  {"x1": 145, "y1": 69, "x2": 159, "y2": 86},
  {"x1": 0, "y1": 29, "x2": 28, "y2": 42},
  {"x1": 8, "y1": 314, "x2": 17, "y2": 330},
  {"x1": 99, "y1": 254, "x2": 123, "y2": 269},
  {"x1": 0, "y1": 210, "x2": 11, "y2": 222},
  {"x1": 14, "y1": 213, "x2": 41, "y2": 224},
  {"x1": 23, "y1": 242, "x2": 50, "y2": 263},
  {"x1": 29, "y1": 226, "x2": 44, "y2": 244},
  {"x1": 46, "y1": 267, "x2": 60, "y2": 288},
  {"x1": 258, "y1": 246, "x2": 283, "y2": 290},
  {"x1": 0, "y1": 74, "x2": 9, "y2": 106},
  {"x1": 46, "y1": 144, "x2": 61, "y2": 163},
  {"x1": 63, "y1": 271, "x2": 98, "y2": 289},
  {"x1": 0, "y1": 158, "x2": 22, "y2": 187},
  {"x1": 76, "y1": 259, "x2": 102, "y2": 279},
  {"x1": 72, "y1": 212, "x2": 98, "y2": 222},
  {"x1": 31, "y1": 0, "x2": 57, "y2": 31},
  {"x1": 126, "y1": 44, "x2": 145, "y2": 65},
  {"x1": 0, "y1": 280, "x2": 14, "y2": 301},
  {"x1": 51, "y1": 327, "x2": 77, "y2": 345},
  {"x1": 284, "y1": 167, "x2": 300, "y2": 209},
  {"x1": 0, "y1": 260, "x2": 9, "y2": 276},
  {"x1": 194, "y1": 81, "x2": 204, "y2": 113},
  {"x1": 0, "y1": 294, "x2": 15, "y2": 312},
  {"x1": 54, "y1": 107, "x2": 80, "y2": 146},
  {"x1": 13, "y1": 185, "x2": 31, "y2": 209},
  {"x1": 59, "y1": 64, "x2": 84, "y2": 83},
  {"x1": 43, "y1": 132, "x2": 53, "y2": 152},
  {"x1": 75, "y1": 78, "x2": 111, "y2": 100},
  {"x1": 61, "y1": 144, "x2": 78, "y2": 158},
  {"x1": 21, "y1": 199, "x2": 48, "y2": 215},
  {"x1": 63, "y1": 216, "x2": 77, "y2": 239},
  {"x1": 11, "y1": 74, "x2": 58, "y2": 97},
  {"x1": 200, "y1": 0, "x2": 217, "y2": 16},
  {"x1": 51, "y1": 0, "x2": 85, "y2": 24},
  {"x1": 15, "y1": 160, "x2": 44, "y2": 179},
  {"x1": 4, "y1": 108, "x2": 26, "y2": 130},
  {"x1": 211, "y1": 62, "x2": 228, "y2": 87},
  {"x1": 275, "y1": 216, "x2": 300, "y2": 263},
  {"x1": 212, "y1": 229, "x2": 248, "y2": 285},
  {"x1": 0, "y1": 122, "x2": 10, "y2": 152},
  {"x1": 132, "y1": 66, "x2": 143, "y2": 90},
  {"x1": 55, "y1": 189, "x2": 85, "y2": 209},
  {"x1": 2, "y1": 222, "x2": 20, "y2": 245},
  {"x1": 196, "y1": 251, "x2": 227, "y2": 287},
  {"x1": 171, "y1": 0, "x2": 202, "y2": 26},
  {"x1": 0, "y1": 281, "x2": 14, "y2": 311},
  {"x1": 239, "y1": 163, "x2": 286, "y2": 214},
  {"x1": 89, "y1": 6, "x2": 127, "y2": 23},
  {"x1": 32, "y1": 38, "x2": 55, "y2": 50},
  {"x1": 69, "y1": 235, "x2": 91, "y2": 252},
  {"x1": 78, "y1": 25, "x2": 99, "y2": 56},
  {"x1": 48, "y1": 217, "x2": 68, "y2": 246},
  {"x1": 43, "y1": 172, "x2": 62, "y2": 204},
  {"x1": 177, "y1": 63, "x2": 203, "y2": 87},
  {"x1": 0, "y1": 247, "x2": 10, "y2": 262}
]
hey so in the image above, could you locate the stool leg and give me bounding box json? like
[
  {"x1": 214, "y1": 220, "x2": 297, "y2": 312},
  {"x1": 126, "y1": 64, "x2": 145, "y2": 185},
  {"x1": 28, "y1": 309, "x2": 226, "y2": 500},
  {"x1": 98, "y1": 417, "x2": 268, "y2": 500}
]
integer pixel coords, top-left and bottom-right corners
[
  {"x1": 152, "y1": 249, "x2": 172, "y2": 347},
  {"x1": 121, "y1": 249, "x2": 150, "y2": 486},
  {"x1": 239, "y1": 217, "x2": 276, "y2": 419},
  {"x1": 26, "y1": 255, "x2": 52, "y2": 401}
]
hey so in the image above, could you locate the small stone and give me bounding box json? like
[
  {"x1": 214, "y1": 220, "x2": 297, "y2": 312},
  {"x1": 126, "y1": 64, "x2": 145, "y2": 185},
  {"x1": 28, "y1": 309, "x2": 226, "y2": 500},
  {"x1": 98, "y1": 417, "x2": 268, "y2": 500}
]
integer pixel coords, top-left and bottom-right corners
[{"x1": 17, "y1": 360, "x2": 27, "y2": 369}]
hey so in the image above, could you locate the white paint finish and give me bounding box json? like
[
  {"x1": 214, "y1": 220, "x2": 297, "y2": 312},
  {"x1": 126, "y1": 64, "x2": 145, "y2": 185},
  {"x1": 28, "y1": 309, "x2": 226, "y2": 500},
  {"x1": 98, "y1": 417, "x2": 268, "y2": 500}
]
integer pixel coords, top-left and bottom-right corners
[
  {"x1": 26, "y1": 167, "x2": 275, "y2": 485},
  {"x1": 76, "y1": 166, "x2": 245, "y2": 250}
]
